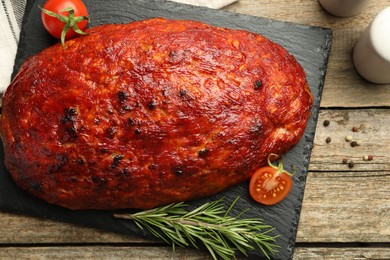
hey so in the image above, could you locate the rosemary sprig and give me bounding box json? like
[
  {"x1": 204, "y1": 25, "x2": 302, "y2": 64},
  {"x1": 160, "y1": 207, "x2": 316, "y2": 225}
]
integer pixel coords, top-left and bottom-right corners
[{"x1": 113, "y1": 197, "x2": 279, "y2": 259}]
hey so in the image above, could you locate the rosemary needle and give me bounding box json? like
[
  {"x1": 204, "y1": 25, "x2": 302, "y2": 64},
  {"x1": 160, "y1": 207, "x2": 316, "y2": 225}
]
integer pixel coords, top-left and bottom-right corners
[{"x1": 113, "y1": 197, "x2": 279, "y2": 259}]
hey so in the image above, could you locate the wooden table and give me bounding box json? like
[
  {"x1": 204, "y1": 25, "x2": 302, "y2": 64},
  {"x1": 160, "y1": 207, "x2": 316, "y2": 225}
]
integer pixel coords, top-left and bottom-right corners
[{"x1": 1, "y1": 0, "x2": 389, "y2": 259}]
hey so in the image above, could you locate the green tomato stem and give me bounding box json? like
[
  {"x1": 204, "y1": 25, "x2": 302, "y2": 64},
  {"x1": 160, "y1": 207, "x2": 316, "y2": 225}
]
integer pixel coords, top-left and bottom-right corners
[
  {"x1": 266, "y1": 153, "x2": 296, "y2": 176},
  {"x1": 39, "y1": 5, "x2": 89, "y2": 46}
]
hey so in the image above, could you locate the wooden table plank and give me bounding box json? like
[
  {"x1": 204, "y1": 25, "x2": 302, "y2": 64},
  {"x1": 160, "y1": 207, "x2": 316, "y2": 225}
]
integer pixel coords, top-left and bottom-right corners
[
  {"x1": 0, "y1": 211, "x2": 141, "y2": 244},
  {"x1": 297, "y1": 171, "x2": 390, "y2": 243},
  {"x1": 0, "y1": 246, "x2": 211, "y2": 259},
  {"x1": 309, "y1": 109, "x2": 390, "y2": 172},
  {"x1": 0, "y1": 246, "x2": 389, "y2": 259},
  {"x1": 294, "y1": 247, "x2": 390, "y2": 259}
]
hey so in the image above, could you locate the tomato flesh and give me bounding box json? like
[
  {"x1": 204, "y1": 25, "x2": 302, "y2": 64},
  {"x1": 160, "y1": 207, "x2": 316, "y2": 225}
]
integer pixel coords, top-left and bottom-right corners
[
  {"x1": 249, "y1": 166, "x2": 292, "y2": 205},
  {"x1": 41, "y1": 0, "x2": 88, "y2": 40}
]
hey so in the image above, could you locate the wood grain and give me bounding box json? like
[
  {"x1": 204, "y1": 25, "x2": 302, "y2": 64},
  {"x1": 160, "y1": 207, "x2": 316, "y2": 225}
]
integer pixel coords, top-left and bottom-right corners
[
  {"x1": 0, "y1": 246, "x2": 389, "y2": 259},
  {"x1": 297, "y1": 171, "x2": 390, "y2": 243},
  {"x1": 0, "y1": 246, "x2": 212, "y2": 259},
  {"x1": 309, "y1": 109, "x2": 390, "y2": 172},
  {"x1": 294, "y1": 247, "x2": 390, "y2": 259}
]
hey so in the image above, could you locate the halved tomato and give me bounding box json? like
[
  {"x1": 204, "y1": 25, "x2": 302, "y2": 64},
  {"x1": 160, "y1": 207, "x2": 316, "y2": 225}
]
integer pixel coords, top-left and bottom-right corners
[{"x1": 249, "y1": 154, "x2": 294, "y2": 205}]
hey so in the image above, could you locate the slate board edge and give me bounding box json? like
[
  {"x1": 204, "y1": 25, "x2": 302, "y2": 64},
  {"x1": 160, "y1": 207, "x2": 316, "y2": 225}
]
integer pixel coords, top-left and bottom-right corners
[
  {"x1": 4, "y1": 0, "x2": 334, "y2": 259},
  {"x1": 288, "y1": 29, "x2": 333, "y2": 255}
]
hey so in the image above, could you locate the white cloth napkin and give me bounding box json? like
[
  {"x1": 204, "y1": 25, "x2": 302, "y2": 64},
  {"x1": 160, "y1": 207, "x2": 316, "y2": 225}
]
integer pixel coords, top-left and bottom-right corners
[
  {"x1": 0, "y1": 0, "x2": 237, "y2": 93},
  {"x1": 170, "y1": 0, "x2": 237, "y2": 9},
  {"x1": 0, "y1": 0, "x2": 26, "y2": 93}
]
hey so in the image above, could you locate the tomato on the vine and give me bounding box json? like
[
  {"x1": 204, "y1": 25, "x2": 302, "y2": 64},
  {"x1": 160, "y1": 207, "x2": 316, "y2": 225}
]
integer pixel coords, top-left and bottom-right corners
[
  {"x1": 249, "y1": 154, "x2": 294, "y2": 205},
  {"x1": 40, "y1": 0, "x2": 89, "y2": 45}
]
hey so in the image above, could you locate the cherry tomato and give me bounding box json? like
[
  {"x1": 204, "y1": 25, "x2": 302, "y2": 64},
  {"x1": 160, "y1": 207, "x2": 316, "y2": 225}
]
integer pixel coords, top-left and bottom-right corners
[
  {"x1": 249, "y1": 154, "x2": 294, "y2": 205},
  {"x1": 41, "y1": 0, "x2": 89, "y2": 44}
]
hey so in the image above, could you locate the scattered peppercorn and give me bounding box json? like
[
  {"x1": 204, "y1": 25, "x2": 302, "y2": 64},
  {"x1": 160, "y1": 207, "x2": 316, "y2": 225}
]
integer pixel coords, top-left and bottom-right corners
[
  {"x1": 363, "y1": 155, "x2": 374, "y2": 161},
  {"x1": 348, "y1": 161, "x2": 354, "y2": 168},
  {"x1": 112, "y1": 155, "x2": 124, "y2": 168},
  {"x1": 198, "y1": 148, "x2": 209, "y2": 157},
  {"x1": 345, "y1": 135, "x2": 352, "y2": 142},
  {"x1": 75, "y1": 158, "x2": 85, "y2": 165},
  {"x1": 147, "y1": 99, "x2": 158, "y2": 110},
  {"x1": 342, "y1": 158, "x2": 348, "y2": 164},
  {"x1": 254, "y1": 80, "x2": 262, "y2": 90},
  {"x1": 123, "y1": 105, "x2": 132, "y2": 111},
  {"x1": 352, "y1": 126, "x2": 359, "y2": 132},
  {"x1": 127, "y1": 118, "x2": 137, "y2": 126},
  {"x1": 350, "y1": 141, "x2": 359, "y2": 147},
  {"x1": 117, "y1": 91, "x2": 128, "y2": 102},
  {"x1": 61, "y1": 108, "x2": 77, "y2": 124},
  {"x1": 179, "y1": 89, "x2": 188, "y2": 97},
  {"x1": 323, "y1": 120, "x2": 330, "y2": 127},
  {"x1": 173, "y1": 168, "x2": 183, "y2": 176},
  {"x1": 325, "y1": 137, "x2": 332, "y2": 143}
]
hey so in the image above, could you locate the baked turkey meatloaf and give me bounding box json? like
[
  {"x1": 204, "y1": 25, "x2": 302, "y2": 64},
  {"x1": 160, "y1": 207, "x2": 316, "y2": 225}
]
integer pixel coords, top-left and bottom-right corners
[{"x1": 1, "y1": 18, "x2": 313, "y2": 210}]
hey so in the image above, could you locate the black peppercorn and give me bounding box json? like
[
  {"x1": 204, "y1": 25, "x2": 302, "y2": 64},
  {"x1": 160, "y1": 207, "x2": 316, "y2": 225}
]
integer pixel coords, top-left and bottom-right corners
[
  {"x1": 112, "y1": 155, "x2": 124, "y2": 168},
  {"x1": 179, "y1": 89, "x2": 188, "y2": 97},
  {"x1": 348, "y1": 161, "x2": 354, "y2": 168},
  {"x1": 118, "y1": 91, "x2": 128, "y2": 102},
  {"x1": 323, "y1": 120, "x2": 330, "y2": 127},
  {"x1": 198, "y1": 148, "x2": 209, "y2": 157},
  {"x1": 148, "y1": 100, "x2": 157, "y2": 110},
  {"x1": 254, "y1": 80, "x2": 262, "y2": 90},
  {"x1": 173, "y1": 168, "x2": 183, "y2": 176}
]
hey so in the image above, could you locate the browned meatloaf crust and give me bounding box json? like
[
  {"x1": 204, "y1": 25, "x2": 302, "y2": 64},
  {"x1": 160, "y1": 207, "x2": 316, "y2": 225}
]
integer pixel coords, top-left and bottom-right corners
[{"x1": 1, "y1": 18, "x2": 313, "y2": 210}]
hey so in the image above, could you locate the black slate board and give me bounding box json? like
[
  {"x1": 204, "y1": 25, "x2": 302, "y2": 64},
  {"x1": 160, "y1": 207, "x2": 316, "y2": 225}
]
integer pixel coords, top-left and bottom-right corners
[{"x1": 0, "y1": 0, "x2": 332, "y2": 259}]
